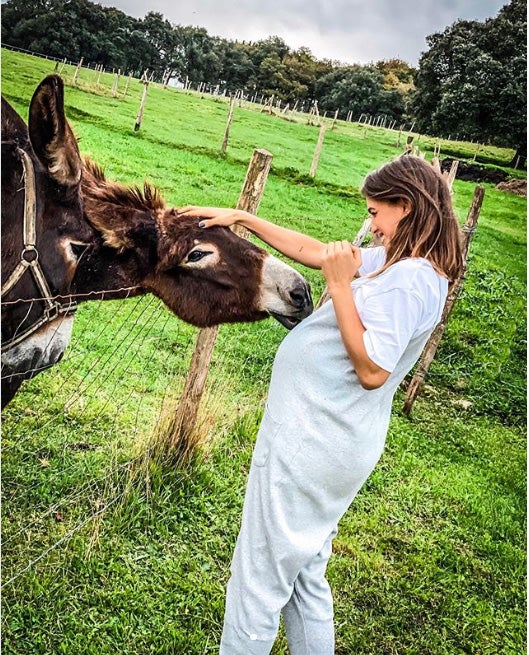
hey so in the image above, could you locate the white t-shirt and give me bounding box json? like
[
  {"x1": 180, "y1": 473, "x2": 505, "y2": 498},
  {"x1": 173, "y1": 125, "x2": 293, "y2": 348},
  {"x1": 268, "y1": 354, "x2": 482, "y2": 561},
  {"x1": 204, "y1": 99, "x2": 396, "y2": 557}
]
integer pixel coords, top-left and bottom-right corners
[
  {"x1": 265, "y1": 244, "x2": 448, "y2": 459},
  {"x1": 354, "y1": 246, "x2": 447, "y2": 372}
]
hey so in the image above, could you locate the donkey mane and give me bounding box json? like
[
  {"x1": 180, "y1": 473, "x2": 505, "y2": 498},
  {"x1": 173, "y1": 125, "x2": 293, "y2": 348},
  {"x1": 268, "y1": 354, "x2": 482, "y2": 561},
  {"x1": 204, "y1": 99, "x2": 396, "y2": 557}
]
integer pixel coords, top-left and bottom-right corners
[{"x1": 82, "y1": 157, "x2": 166, "y2": 214}]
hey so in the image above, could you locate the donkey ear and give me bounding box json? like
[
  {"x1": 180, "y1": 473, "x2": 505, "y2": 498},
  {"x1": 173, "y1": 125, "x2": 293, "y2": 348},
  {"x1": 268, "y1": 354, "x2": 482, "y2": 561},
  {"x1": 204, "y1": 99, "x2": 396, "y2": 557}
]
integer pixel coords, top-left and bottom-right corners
[
  {"x1": 82, "y1": 204, "x2": 133, "y2": 252},
  {"x1": 84, "y1": 204, "x2": 157, "y2": 255},
  {"x1": 28, "y1": 75, "x2": 82, "y2": 188}
]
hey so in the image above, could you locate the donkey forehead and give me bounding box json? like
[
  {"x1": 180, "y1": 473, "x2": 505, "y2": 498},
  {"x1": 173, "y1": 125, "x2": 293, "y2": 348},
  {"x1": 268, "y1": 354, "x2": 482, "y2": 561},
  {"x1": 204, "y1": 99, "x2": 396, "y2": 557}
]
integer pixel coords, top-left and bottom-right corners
[{"x1": 159, "y1": 213, "x2": 265, "y2": 255}]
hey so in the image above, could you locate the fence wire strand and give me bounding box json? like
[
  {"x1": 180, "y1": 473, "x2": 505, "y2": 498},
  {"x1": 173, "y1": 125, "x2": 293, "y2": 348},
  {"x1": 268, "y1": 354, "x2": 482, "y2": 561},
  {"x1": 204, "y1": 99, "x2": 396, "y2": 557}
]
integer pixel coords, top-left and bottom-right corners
[
  {"x1": 3, "y1": 295, "x2": 194, "y2": 563},
  {"x1": 1, "y1": 491, "x2": 126, "y2": 589},
  {"x1": 2, "y1": 289, "x2": 277, "y2": 591}
]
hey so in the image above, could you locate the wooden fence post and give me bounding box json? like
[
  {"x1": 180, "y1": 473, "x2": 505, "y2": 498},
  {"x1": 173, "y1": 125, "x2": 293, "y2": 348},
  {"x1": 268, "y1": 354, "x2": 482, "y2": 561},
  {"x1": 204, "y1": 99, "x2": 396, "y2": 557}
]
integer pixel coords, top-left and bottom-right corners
[
  {"x1": 72, "y1": 57, "x2": 83, "y2": 85},
  {"x1": 445, "y1": 159, "x2": 459, "y2": 191},
  {"x1": 134, "y1": 74, "x2": 149, "y2": 131},
  {"x1": 309, "y1": 124, "x2": 326, "y2": 178},
  {"x1": 402, "y1": 185, "x2": 485, "y2": 415},
  {"x1": 166, "y1": 149, "x2": 274, "y2": 456},
  {"x1": 221, "y1": 94, "x2": 236, "y2": 154},
  {"x1": 122, "y1": 74, "x2": 132, "y2": 97},
  {"x1": 315, "y1": 217, "x2": 373, "y2": 309},
  {"x1": 111, "y1": 69, "x2": 120, "y2": 97}
]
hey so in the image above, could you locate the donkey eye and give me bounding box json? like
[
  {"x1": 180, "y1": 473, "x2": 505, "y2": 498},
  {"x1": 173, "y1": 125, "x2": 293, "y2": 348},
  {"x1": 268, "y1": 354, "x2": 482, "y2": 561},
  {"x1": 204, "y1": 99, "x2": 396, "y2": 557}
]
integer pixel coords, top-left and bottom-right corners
[
  {"x1": 186, "y1": 249, "x2": 209, "y2": 263},
  {"x1": 70, "y1": 242, "x2": 89, "y2": 259}
]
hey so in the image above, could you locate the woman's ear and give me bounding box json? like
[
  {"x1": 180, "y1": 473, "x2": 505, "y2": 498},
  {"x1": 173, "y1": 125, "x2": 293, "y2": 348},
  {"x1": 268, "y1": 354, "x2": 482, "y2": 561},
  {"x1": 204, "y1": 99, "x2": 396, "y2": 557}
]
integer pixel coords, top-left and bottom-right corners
[{"x1": 401, "y1": 198, "x2": 412, "y2": 217}]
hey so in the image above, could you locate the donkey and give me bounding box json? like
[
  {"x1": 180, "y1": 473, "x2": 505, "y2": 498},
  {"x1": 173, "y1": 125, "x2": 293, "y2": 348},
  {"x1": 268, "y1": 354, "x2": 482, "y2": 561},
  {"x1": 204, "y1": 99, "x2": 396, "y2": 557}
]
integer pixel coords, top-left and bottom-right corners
[
  {"x1": 2, "y1": 75, "x2": 92, "y2": 407},
  {"x1": 75, "y1": 158, "x2": 312, "y2": 328},
  {"x1": 2, "y1": 77, "x2": 313, "y2": 407}
]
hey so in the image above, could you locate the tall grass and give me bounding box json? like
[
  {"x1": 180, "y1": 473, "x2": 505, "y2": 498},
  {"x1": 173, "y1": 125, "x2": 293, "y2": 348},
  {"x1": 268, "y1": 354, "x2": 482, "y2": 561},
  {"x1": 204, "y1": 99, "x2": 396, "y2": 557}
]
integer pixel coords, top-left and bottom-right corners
[{"x1": 1, "y1": 48, "x2": 526, "y2": 655}]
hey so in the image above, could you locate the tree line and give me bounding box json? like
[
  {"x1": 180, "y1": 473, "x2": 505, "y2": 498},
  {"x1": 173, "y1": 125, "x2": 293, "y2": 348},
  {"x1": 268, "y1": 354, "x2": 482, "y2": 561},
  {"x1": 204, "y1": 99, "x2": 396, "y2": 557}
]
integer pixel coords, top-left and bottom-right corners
[{"x1": 2, "y1": 0, "x2": 526, "y2": 164}]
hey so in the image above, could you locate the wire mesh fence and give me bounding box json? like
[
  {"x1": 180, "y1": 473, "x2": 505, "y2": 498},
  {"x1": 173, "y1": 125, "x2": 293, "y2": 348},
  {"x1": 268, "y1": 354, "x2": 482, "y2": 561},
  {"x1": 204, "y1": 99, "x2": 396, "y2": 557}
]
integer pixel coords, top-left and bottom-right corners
[{"x1": 1, "y1": 293, "x2": 285, "y2": 590}]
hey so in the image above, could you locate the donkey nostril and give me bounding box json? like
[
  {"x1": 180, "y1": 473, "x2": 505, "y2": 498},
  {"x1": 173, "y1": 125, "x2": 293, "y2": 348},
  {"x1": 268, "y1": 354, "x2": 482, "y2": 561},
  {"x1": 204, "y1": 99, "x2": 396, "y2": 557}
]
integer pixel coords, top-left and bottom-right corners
[
  {"x1": 290, "y1": 290, "x2": 304, "y2": 307},
  {"x1": 290, "y1": 283, "x2": 312, "y2": 310}
]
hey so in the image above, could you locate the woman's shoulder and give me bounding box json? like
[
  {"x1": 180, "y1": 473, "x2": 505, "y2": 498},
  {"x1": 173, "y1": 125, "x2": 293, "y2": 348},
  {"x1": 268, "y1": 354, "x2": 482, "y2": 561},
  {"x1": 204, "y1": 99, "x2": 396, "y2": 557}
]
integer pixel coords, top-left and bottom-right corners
[
  {"x1": 377, "y1": 257, "x2": 446, "y2": 293},
  {"x1": 391, "y1": 257, "x2": 436, "y2": 274},
  {"x1": 385, "y1": 258, "x2": 448, "y2": 300}
]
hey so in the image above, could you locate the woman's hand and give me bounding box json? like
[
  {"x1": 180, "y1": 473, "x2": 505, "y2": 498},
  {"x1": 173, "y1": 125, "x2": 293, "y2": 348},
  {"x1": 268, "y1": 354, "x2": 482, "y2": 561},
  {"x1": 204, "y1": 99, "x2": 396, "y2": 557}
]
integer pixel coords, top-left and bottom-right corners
[
  {"x1": 178, "y1": 206, "x2": 246, "y2": 228},
  {"x1": 322, "y1": 243, "x2": 389, "y2": 389},
  {"x1": 321, "y1": 241, "x2": 362, "y2": 290}
]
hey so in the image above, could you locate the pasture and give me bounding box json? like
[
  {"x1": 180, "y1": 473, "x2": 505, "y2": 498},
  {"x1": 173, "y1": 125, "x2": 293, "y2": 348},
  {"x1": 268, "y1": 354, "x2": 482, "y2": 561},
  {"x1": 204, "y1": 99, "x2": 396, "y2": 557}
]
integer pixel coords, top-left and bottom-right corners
[{"x1": 1, "y1": 48, "x2": 526, "y2": 655}]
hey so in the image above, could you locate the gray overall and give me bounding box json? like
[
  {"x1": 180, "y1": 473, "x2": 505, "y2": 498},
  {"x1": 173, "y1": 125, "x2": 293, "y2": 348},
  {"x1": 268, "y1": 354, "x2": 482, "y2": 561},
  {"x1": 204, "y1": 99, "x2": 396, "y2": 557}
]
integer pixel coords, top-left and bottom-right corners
[{"x1": 220, "y1": 262, "x2": 446, "y2": 654}]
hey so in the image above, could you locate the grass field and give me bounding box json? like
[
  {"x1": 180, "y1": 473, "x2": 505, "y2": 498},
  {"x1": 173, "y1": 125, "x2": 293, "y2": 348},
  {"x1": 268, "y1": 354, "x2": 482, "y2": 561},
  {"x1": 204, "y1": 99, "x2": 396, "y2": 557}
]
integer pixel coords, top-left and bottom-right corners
[{"x1": 1, "y1": 48, "x2": 526, "y2": 655}]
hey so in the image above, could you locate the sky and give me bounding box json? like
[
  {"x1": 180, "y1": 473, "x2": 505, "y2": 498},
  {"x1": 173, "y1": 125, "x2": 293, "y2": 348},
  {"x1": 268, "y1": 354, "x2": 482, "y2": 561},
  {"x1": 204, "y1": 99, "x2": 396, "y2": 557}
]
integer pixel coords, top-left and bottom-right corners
[{"x1": 95, "y1": 0, "x2": 508, "y2": 66}]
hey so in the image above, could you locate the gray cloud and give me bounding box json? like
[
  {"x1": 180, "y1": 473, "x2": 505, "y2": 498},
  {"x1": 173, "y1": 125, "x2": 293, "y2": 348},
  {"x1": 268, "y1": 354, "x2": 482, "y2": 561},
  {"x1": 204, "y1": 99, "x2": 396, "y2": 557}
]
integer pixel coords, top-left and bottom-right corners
[{"x1": 96, "y1": 0, "x2": 507, "y2": 65}]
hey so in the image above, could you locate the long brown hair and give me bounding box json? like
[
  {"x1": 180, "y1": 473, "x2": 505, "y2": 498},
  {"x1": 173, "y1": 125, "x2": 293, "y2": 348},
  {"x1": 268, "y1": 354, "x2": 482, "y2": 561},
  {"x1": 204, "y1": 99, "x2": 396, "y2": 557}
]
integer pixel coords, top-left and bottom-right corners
[{"x1": 361, "y1": 155, "x2": 464, "y2": 283}]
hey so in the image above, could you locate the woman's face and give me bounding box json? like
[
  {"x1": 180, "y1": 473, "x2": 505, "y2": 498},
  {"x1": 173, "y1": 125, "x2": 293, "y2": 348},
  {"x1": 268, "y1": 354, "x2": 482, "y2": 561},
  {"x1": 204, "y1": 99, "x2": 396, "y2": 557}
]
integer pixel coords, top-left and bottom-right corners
[{"x1": 366, "y1": 197, "x2": 409, "y2": 246}]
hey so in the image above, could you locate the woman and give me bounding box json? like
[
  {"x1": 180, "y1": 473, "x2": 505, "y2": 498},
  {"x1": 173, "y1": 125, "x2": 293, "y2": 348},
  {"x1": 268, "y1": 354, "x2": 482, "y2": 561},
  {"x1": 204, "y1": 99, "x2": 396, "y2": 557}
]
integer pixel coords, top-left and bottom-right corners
[{"x1": 180, "y1": 155, "x2": 463, "y2": 654}]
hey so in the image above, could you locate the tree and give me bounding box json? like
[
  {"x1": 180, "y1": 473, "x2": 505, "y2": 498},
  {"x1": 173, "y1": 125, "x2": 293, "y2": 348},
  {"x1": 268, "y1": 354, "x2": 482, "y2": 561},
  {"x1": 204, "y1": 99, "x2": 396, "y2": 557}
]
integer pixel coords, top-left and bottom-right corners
[
  {"x1": 218, "y1": 41, "x2": 256, "y2": 92},
  {"x1": 315, "y1": 65, "x2": 408, "y2": 122},
  {"x1": 1, "y1": 0, "x2": 147, "y2": 72},
  {"x1": 171, "y1": 26, "x2": 218, "y2": 84},
  {"x1": 411, "y1": 0, "x2": 527, "y2": 165},
  {"x1": 139, "y1": 12, "x2": 176, "y2": 80}
]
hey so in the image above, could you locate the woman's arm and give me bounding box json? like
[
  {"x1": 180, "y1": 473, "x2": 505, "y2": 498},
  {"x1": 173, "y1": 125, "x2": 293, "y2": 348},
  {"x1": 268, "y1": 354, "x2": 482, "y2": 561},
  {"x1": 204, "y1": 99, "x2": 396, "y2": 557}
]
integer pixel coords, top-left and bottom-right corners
[
  {"x1": 322, "y1": 241, "x2": 390, "y2": 390},
  {"x1": 178, "y1": 206, "x2": 326, "y2": 268}
]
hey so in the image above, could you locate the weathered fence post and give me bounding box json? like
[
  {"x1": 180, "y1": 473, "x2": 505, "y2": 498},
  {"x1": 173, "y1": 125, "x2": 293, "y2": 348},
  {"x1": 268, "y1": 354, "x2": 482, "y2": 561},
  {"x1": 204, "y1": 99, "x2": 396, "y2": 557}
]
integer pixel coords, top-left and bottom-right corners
[
  {"x1": 315, "y1": 217, "x2": 373, "y2": 309},
  {"x1": 309, "y1": 124, "x2": 326, "y2": 178},
  {"x1": 72, "y1": 57, "x2": 83, "y2": 85},
  {"x1": 134, "y1": 73, "x2": 149, "y2": 131},
  {"x1": 445, "y1": 159, "x2": 459, "y2": 191},
  {"x1": 307, "y1": 100, "x2": 320, "y2": 126},
  {"x1": 403, "y1": 185, "x2": 485, "y2": 415},
  {"x1": 431, "y1": 157, "x2": 442, "y2": 174},
  {"x1": 221, "y1": 94, "x2": 236, "y2": 154},
  {"x1": 111, "y1": 69, "x2": 120, "y2": 97},
  {"x1": 396, "y1": 124, "x2": 404, "y2": 147},
  {"x1": 122, "y1": 74, "x2": 132, "y2": 97},
  {"x1": 166, "y1": 149, "x2": 274, "y2": 457}
]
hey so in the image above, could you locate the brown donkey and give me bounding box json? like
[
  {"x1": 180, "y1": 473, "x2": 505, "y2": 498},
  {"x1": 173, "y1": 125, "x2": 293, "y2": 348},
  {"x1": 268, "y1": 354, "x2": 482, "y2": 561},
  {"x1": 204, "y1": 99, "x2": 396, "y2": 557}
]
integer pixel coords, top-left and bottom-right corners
[
  {"x1": 76, "y1": 158, "x2": 312, "y2": 328},
  {"x1": 2, "y1": 77, "x2": 313, "y2": 407}
]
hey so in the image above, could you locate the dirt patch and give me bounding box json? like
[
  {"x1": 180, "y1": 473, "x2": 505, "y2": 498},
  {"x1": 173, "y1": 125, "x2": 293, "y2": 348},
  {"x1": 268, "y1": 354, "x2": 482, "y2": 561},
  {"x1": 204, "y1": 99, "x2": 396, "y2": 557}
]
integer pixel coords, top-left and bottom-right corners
[
  {"x1": 441, "y1": 158, "x2": 509, "y2": 184},
  {"x1": 496, "y1": 179, "x2": 527, "y2": 197}
]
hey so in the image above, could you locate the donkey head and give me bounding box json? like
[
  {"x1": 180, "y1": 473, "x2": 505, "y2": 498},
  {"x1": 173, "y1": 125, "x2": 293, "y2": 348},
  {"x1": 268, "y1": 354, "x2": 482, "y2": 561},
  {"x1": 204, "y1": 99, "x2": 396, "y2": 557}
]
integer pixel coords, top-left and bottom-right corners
[
  {"x1": 79, "y1": 160, "x2": 313, "y2": 328},
  {"x1": 1, "y1": 75, "x2": 91, "y2": 307},
  {"x1": 145, "y1": 211, "x2": 313, "y2": 328}
]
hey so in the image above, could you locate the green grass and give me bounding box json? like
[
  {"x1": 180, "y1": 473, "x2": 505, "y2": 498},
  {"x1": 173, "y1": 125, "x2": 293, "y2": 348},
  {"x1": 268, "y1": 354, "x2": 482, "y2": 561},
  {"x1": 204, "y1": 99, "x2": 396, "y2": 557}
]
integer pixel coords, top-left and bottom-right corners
[{"x1": 1, "y1": 48, "x2": 526, "y2": 655}]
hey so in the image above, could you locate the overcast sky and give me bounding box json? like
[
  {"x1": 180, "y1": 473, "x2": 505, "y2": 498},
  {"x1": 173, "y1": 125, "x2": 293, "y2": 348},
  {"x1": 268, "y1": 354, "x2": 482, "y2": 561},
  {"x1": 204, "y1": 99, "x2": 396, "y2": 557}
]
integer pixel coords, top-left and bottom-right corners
[{"x1": 95, "y1": 0, "x2": 508, "y2": 66}]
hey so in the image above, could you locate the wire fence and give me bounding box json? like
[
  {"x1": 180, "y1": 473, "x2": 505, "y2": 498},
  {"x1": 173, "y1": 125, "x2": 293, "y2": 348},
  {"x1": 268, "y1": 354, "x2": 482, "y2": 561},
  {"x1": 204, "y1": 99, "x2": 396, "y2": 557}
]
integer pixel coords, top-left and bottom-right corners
[
  {"x1": 1, "y1": 290, "x2": 284, "y2": 590},
  {"x1": 2, "y1": 43, "x2": 409, "y2": 129}
]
